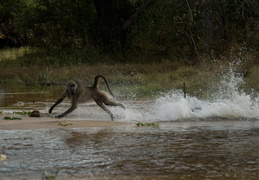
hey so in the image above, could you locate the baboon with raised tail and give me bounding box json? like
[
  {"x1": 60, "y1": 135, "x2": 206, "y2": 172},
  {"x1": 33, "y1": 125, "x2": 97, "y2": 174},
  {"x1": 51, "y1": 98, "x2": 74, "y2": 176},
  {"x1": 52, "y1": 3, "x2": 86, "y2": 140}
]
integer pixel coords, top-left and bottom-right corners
[{"x1": 49, "y1": 75, "x2": 125, "y2": 120}]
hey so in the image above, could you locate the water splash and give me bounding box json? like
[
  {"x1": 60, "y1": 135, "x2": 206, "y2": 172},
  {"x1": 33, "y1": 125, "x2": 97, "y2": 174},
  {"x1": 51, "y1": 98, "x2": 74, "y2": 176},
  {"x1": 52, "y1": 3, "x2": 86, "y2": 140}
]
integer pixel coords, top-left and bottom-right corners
[{"x1": 121, "y1": 63, "x2": 259, "y2": 122}]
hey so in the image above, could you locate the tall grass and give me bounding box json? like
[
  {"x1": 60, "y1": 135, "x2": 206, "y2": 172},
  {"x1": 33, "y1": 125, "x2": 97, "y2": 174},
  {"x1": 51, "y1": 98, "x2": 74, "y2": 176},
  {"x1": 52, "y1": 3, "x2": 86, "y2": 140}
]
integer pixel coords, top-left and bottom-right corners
[{"x1": 0, "y1": 47, "x2": 31, "y2": 61}]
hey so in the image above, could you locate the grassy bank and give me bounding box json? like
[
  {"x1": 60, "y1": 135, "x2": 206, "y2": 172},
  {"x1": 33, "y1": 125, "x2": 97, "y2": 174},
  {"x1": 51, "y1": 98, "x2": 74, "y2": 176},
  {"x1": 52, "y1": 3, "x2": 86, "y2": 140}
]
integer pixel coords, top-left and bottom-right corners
[{"x1": 0, "y1": 47, "x2": 258, "y2": 99}]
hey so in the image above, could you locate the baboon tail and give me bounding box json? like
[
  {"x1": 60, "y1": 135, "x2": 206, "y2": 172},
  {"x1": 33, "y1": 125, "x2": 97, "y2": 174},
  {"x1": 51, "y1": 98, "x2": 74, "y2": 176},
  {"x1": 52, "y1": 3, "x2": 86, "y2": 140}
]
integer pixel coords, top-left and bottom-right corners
[{"x1": 93, "y1": 75, "x2": 114, "y2": 96}]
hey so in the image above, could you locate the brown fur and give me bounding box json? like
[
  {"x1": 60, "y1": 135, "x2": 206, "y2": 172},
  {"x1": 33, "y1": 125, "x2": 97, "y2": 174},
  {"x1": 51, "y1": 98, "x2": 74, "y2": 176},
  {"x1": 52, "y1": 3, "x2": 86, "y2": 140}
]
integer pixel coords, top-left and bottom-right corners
[{"x1": 49, "y1": 75, "x2": 125, "y2": 120}]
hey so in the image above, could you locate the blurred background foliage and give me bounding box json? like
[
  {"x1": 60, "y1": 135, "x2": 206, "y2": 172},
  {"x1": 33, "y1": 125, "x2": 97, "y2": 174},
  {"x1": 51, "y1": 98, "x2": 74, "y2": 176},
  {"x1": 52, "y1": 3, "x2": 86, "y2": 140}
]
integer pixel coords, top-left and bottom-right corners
[{"x1": 0, "y1": 0, "x2": 258, "y2": 64}]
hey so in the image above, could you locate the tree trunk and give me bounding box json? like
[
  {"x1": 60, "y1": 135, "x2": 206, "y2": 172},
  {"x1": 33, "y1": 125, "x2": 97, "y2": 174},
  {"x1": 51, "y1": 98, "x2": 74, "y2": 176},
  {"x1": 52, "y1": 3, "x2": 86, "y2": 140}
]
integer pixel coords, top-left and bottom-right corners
[
  {"x1": 93, "y1": 0, "x2": 116, "y2": 26},
  {"x1": 121, "y1": 0, "x2": 158, "y2": 47},
  {"x1": 92, "y1": 0, "x2": 158, "y2": 47}
]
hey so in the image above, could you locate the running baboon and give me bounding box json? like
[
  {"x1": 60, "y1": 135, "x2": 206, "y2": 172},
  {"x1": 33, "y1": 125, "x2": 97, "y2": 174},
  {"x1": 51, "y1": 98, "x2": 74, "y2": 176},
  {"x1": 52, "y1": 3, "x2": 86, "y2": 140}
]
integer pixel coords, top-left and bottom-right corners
[{"x1": 49, "y1": 75, "x2": 125, "y2": 120}]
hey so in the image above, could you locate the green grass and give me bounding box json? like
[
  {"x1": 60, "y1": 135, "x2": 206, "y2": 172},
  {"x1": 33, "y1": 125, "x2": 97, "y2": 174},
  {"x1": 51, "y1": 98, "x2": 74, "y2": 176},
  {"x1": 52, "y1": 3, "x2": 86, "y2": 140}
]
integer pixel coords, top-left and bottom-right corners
[
  {"x1": 0, "y1": 47, "x2": 258, "y2": 99},
  {"x1": 245, "y1": 66, "x2": 259, "y2": 91},
  {"x1": 42, "y1": 170, "x2": 59, "y2": 180},
  {"x1": 57, "y1": 122, "x2": 73, "y2": 126},
  {"x1": 4, "y1": 116, "x2": 22, "y2": 120},
  {"x1": 0, "y1": 47, "x2": 31, "y2": 61}
]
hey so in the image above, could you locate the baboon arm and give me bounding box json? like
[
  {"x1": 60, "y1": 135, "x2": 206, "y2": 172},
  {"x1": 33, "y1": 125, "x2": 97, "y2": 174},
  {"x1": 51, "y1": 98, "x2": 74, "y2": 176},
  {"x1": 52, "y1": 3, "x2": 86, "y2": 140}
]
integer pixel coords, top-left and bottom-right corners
[
  {"x1": 55, "y1": 105, "x2": 77, "y2": 118},
  {"x1": 55, "y1": 96, "x2": 79, "y2": 118},
  {"x1": 49, "y1": 97, "x2": 65, "y2": 114}
]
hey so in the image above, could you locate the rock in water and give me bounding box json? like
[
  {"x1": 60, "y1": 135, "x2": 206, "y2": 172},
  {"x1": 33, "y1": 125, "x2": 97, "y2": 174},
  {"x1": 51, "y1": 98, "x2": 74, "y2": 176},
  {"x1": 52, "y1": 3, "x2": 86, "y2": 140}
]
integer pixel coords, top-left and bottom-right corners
[
  {"x1": 30, "y1": 110, "x2": 40, "y2": 117},
  {"x1": 0, "y1": 154, "x2": 7, "y2": 161}
]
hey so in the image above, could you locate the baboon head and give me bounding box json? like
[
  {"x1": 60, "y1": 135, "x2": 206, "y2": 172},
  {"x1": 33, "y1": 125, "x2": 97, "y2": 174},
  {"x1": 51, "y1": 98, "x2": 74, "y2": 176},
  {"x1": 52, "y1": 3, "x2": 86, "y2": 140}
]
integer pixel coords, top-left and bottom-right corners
[{"x1": 67, "y1": 80, "x2": 78, "y2": 95}]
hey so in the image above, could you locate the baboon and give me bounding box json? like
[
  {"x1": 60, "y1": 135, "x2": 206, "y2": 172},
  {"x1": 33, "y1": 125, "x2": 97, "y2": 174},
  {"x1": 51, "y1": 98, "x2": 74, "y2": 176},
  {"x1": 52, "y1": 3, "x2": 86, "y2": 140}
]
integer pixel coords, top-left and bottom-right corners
[{"x1": 49, "y1": 75, "x2": 125, "y2": 120}]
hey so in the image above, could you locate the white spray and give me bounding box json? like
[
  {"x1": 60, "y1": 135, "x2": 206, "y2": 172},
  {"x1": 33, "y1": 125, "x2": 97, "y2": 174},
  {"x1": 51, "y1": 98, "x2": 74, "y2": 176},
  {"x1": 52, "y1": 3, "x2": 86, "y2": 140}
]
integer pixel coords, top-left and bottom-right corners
[{"x1": 121, "y1": 62, "x2": 259, "y2": 122}]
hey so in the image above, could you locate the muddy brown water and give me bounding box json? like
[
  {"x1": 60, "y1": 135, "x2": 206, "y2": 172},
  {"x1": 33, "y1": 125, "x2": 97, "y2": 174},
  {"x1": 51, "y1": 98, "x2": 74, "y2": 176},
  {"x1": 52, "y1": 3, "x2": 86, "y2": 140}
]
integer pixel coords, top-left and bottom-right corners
[
  {"x1": 1, "y1": 85, "x2": 259, "y2": 179},
  {"x1": 1, "y1": 121, "x2": 259, "y2": 179},
  {"x1": 0, "y1": 85, "x2": 60, "y2": 111}
]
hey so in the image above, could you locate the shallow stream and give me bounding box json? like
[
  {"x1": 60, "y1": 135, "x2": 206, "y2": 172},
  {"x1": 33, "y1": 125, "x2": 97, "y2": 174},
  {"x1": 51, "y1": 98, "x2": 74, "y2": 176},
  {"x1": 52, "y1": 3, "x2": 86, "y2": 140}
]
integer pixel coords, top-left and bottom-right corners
[
  {"x1": 1, "y1": 121, "x2": 259, "y2": 179},
  {"x1": 1, "y1": 68, "x2": 259, "y2": 179}
]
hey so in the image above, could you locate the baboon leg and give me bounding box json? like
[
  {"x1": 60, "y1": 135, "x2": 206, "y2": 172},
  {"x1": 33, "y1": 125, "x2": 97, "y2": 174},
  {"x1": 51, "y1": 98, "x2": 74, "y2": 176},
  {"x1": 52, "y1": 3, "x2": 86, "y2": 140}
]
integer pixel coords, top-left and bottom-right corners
[
  {"x1": 94, "y1": 100, "x2": 114, "y2": 121},
  {"x1": 103, "y1": 99, "x2": 126, "y2": 110}
]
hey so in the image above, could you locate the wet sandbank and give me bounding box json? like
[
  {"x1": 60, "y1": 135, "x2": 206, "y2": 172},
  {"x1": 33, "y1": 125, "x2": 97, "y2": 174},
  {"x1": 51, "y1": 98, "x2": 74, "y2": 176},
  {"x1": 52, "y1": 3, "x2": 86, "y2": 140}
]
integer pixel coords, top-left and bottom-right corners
[{"x1": 0, "y1": 114, "x2": 129, "y2": 130}]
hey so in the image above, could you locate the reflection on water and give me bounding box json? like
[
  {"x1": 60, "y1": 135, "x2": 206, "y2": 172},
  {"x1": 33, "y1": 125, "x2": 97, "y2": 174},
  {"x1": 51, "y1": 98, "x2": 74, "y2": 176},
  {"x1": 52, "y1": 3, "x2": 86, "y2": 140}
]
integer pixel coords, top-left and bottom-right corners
[
  {"x1": 1, "y1": 122, "x2": 259, "y2": 179},
  {"x1": 0, "y1": 85, "x2": 62, "y2": 111}
]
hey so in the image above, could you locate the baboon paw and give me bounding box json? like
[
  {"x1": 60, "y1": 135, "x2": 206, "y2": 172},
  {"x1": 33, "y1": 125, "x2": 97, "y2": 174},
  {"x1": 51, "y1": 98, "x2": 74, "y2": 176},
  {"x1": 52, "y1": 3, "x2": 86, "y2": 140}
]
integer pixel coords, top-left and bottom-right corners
[
  {"x1": 111, "y1": 115, "x2": 115, "y2": 121},
  {"x1": 54, "y1": 115, "x2": 62, "y2": 119},
  {"x1": 111, "y1": 114, "x2": 123, "y2": 121}
]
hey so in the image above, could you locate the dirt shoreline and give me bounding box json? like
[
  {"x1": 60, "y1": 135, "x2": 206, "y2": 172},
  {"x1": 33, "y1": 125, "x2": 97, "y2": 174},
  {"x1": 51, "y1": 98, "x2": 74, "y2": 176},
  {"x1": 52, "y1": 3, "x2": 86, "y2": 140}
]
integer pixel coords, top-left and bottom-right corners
[{"x1": 0, "y1": 114, "x2": 129, "y2": 130}]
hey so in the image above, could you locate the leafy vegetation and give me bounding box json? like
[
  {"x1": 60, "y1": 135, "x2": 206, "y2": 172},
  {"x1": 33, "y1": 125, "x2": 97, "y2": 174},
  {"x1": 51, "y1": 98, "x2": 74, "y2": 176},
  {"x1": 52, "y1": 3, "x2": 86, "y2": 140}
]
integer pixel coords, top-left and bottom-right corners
[
  {"x1": 0, "y1": 1, "x2": 258, "y2": 98},
  {"x1": 0, "y1": 0, "x2": 258, "y2": 63},
  {"x1": 4, "y1": 116, "x2": 22, "y2": 120},
  {"x1": 42, "y1": 170, "x2": 59, "y2": 180},
  {"x1": 57, "y1": 122, "x2": 73, "y2": 127}
]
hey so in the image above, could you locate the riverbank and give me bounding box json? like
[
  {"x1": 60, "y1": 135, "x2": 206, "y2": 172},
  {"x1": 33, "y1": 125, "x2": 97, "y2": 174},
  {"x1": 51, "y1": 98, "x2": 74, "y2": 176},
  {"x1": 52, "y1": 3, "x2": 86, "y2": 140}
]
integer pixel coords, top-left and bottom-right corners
[
  {"x1": 0, "y1": 47, "x2": 259, "y2": 99},
  {"x1": 1, "y1": 60, "x2": 259, "y2": 99}
]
